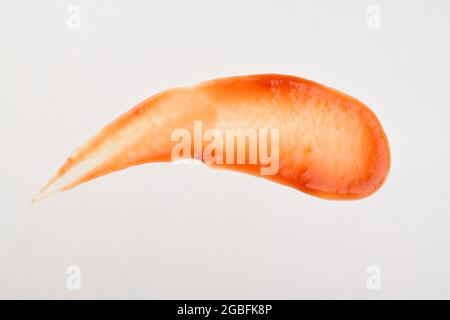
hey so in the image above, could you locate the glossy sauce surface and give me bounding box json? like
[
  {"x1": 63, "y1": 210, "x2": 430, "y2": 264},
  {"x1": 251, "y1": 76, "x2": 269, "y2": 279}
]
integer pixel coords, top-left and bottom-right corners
[{"x1": 36, "y1": 74, "x2": 390, "y2": 201}]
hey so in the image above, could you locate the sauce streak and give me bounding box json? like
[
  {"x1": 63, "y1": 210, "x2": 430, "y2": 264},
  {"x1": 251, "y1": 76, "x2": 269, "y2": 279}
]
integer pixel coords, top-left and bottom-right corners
[{"x1": 34, "y1": 74, "x2": 390, "y2": 201}]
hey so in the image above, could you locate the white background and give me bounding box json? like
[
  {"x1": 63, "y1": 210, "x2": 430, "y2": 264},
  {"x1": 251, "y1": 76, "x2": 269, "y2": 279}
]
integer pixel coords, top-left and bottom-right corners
[{"x1": 1, "y1": 0, "x2": 449, "y2": 299}]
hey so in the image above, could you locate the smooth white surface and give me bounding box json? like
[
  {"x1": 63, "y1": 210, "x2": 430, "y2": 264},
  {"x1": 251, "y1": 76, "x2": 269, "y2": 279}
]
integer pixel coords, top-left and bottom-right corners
[{"x1": 1, "y1": 0, "x2": 449, "y2": 299}]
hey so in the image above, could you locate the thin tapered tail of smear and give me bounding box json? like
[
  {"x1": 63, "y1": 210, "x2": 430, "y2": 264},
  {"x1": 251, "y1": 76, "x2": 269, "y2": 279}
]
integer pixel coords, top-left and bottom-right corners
[
  {"x1": 32, "y1": 108, "x2": 157, "y2": 202},
  {"x1": 32, "y1": 99, "x2": 159, "y2": 202},
  {"x1": 32, "y1": 172, "x2": 65, "y2": 203},
  {"x1": 32, "y1": 87, "x2": 208, "y2": 203},
  {"x1": 32, "y1": 140, "x2": 125, "y2": 203},
  {"x1": 33, "y1": 147, "x2": 114, "y2": 203}
]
